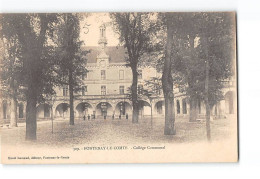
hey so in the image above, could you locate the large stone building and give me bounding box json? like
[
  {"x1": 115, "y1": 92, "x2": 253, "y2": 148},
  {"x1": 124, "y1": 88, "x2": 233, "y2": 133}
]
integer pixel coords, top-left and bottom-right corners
[{"x1": 0, "y1": 25, "x2": 236, "y2": 125}]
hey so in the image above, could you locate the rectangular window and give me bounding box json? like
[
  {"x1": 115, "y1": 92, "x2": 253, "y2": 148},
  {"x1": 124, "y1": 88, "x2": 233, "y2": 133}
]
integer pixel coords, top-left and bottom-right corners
[
  {"x1": 82, "y1": 72, "x2": 87, "y2": 80},
  {"x1": 119, "y1": 70, "x2": 124, "y2": 80},
  {"x1": 177, "y1": 100, "x2": 180, "y2": 114},
  {"x1": 63, "y1": 86, "x2": 68, "y2": 96},
  {"x1": 157, "y1": 89, "x2": 161, "y2": 95},
  {"x1": 82, "y1": 86, "x2": 87, "y2": 96},
  {"x1": 182, "y1": 99, "x2": 187, "y2": 114},
  {"x1": 18, "y1": 104, "x2": 24, "y2": 118},
  {"x1": 138, "y1": 70, "x2": 142, "y2": 79},
  {"x1": 101, "y1": 85, "x2": 106, "y2": 95},
  {"x1": 101, "y1": 70, "x2": 106, "y2": 80},
  {"x1": 138, "y1": 84, "x2": 143, "y2": 94},
  {"x1": 119, "y1": 86, "x2": 124, "y2": 94}
]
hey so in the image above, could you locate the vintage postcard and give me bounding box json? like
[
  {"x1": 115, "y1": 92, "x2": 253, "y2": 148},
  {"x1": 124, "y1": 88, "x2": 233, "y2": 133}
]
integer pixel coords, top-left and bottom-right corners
[{"x1": 0, "y1": 12, "x2": 237, "y2": 164}]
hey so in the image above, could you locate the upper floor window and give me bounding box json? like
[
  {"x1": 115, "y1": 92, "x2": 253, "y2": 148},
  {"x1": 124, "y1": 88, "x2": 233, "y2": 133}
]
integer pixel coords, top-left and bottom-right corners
[
  {"x1": 63, "y1": 86, "x2": 68, "y2": 96},
  {"x1": 82, "y1": 72, "x2": 87, "y2": 80},
  {"x1": 119, "y1": 70, "x2": 124, "y2": 80},
  {"x1": 101, "y1": 70, "x2": 106, "y2": 80},
  {"x1": 156, "y1": 89, "x2": 161, "y2": 95},
  {"x1": 82, "y1": 86, "x2": 87, "y2": 96},
  {"x1": 138, "y1": 70, "x2": 142, "y2": 79},
  {"x1": 119, "y1": 86, "x2": 124, "y2": 94},
  {"x1": 138, "y1": 84, "x2": 143, "y2": 95},
  {"x1": 101, "y1": 85, "x2": 106, "y2": 95}
]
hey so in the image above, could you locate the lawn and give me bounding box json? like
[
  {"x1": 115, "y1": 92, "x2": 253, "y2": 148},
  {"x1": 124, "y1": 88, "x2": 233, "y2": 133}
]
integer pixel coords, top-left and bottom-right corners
[{"x1": 1, "y1": 116, "x2": 233, "y2": 148}]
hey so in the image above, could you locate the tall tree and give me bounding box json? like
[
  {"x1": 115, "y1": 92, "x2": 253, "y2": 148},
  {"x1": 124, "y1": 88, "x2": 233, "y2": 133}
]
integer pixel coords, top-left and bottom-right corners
[
  {"x1": 1, "y1": 14, "x2": 60, "y2": 140},
  {"x1": 143, "y1": 77, "x2": 162, "y2": 120},
  {"x1": 168, "y1": 12, "x2": 235, "y2": 140},
  {"x1": 0, "y1": 36, "x2": 20, "y2": 127},
  {"x1": 110, "y1": 12, "x2": 155, "y2": 123},
  {"x1": 197, "y1": 12, "x2": 235, "y2": 140},
  {"x1": 162, "y1": 13, "x2": 176, "y2": 135},
  {"x1": 53, "y1": 13, "x2": 88, "y2": 125}
]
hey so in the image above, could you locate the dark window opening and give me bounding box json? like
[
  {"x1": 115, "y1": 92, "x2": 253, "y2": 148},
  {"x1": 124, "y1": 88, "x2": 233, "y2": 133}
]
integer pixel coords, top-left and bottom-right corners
[
  {"x1": 63, "y1": 86, "x2": 68, "y2": 96},
  {"x1": 44, "y1": 104, "x2": 50, "y2": 118},
  {"x1": 182, "y1": 99, "x2": 187, "y2": 114},
  {"x1": 3, "y1": 102, "x2": 7, "y2": 119},
  {"x1": 101, "y1": 70, "x2": 106, "y2": 80},
  {"x1": 18, "y1": 103, "x2": 24, "y2": 118},
  {"x1": 177, "y1": 100, "x2": 180, "y2": 114},
  {"x1": 138, "y1": 84, "x2": 143, "y2": 95},
  {"x1": 101, "y1": 85, "x2": 106, "y2": 95},
  {"x1": 119, "y1": 86, "x2": 124, "y2": 95},
  {"x1": 138, "y1": 70, "x2": 142, "y2": 79},
  {"x1": 82, "y1": 86, "x2": 87, "y2": 96}
]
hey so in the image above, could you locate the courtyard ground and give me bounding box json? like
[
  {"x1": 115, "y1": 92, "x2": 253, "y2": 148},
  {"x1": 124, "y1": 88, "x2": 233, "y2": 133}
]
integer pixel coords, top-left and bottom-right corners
[{"x1": 0, "y1": 116, "x2": 234, "y2": 148}]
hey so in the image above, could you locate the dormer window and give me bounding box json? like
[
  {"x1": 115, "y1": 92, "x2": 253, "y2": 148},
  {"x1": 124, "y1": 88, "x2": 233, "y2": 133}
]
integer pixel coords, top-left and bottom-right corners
[
  {"x1": 100, "y1": 60, "x2": 106, "y2": 68},
  {"x1": 101, "y1": 70, "x2": 106, "y2": 80}
]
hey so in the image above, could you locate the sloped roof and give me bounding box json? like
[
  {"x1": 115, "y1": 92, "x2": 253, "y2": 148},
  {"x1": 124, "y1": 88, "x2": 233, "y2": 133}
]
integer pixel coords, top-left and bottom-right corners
[{"x1": 81, "y1": 46, "x2": 127, "y2": 63}]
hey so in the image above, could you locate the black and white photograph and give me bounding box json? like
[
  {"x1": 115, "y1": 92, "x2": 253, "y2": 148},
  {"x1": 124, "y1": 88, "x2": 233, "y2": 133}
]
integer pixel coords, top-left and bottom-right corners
[{"x1": 0, "y1": 12, "x2": 238, "y2": 164}]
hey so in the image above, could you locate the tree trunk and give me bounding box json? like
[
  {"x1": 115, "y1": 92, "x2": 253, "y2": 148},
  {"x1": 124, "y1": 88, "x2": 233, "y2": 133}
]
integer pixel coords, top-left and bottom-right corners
[
  {"x1": 25, "y1": 51, "x2": 38, "y2": 140},
  {"x1": 131, "y1": 66, "x2": 139, "y2": 123},
  {"x1": 69, "y1": 69, "x2": 74, "y2": 125},
  {"x1": 25, "y1": 89, "x2": 37, "y2": 140},
  {"x1": 10, "y1": 97, "x2": 18, "y2": 127},
  {"x1": 10, "y1": 73, "x2": 18, "y2": 127},
  {"x1": 189, "y1": 96, "x2": 197, "y2": 122},
  {"x1": 162, "y1": 13, "x2": 176, "y2": 135},
  {"x1": 150, "y1": 101, "x2": 153, "y2": 127},
  {"x1": 150, "y1": 101, "x2": 153, "y2": 119},
  {"x1": 205, "y1": 60, "x2": 211, "y2": 141}
]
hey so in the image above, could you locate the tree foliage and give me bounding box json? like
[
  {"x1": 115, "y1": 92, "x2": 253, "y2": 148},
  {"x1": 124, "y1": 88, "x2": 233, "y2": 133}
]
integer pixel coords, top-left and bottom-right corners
[
  {"x1": 110, "y1": 12, "x2": 157, "y2": 123},
  {"x1": 155, "y1": 12, "x2": 235, "y2": 109},
  {"x1": 1, "y1": 14, "x2": 61, "y2": 102},
  {"x1": 53, "y1": 13, "x2": 88, "y2": 91},
  {"x1": 1, "y1": 13, "x2": 62, "y2": 140}
]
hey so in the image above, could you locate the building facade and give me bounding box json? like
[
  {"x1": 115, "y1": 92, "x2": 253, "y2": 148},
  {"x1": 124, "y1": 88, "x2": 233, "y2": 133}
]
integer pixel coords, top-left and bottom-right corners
[{"x1": 0, "y1": 25, "x2": 236, "y2": 125}]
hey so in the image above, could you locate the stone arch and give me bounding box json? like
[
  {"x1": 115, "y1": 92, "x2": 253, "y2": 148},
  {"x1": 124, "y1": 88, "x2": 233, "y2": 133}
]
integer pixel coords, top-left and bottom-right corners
[
  {"x1": 37, "y1": 103, "x2": 51, "y2": 119},
  {"x1": 2, "y1": 100, "x2": 8, "y2": 119},
  {"x1": 75, "y1": 102, "x2": 93, "y2": 118},
  {"x1": 115, "y1": 101, "x2": 132, "y2": 116},
  {"x1": 95, "y1": 102, "x2": 113, "y2": 117},
  {"x1": 182, "y1": 98, "x2": 187, "y2": 114},
  {"x1": 55, "y1": 102, "x2": 70, "y2": 119},
  {"x1": 154, "y1": 100, "x2": 164, "y2": 115},
  {"x1": 176, "y1": 99, "x2": 181, "y2": 114},
  {"x1": 225, "y1": 91, "x2": 234, "y2": 114},
  {"x1": 138, "y1": 100, "x2": 151, "y2": 116},
  {"x1": 18, "y1": 102, "x2": 25, "y2": 118}
]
